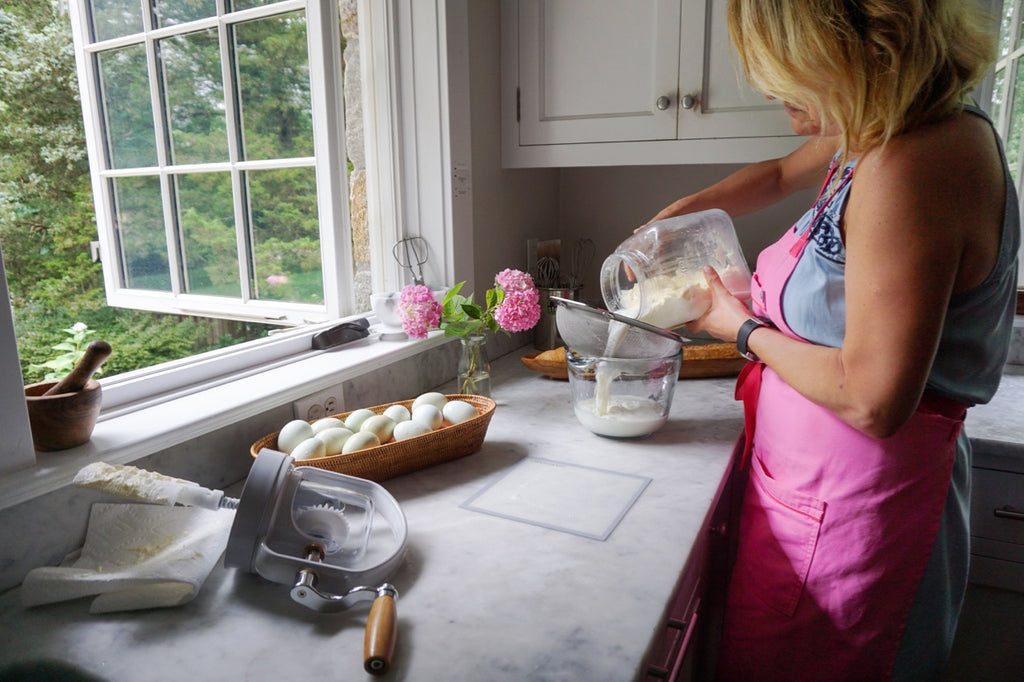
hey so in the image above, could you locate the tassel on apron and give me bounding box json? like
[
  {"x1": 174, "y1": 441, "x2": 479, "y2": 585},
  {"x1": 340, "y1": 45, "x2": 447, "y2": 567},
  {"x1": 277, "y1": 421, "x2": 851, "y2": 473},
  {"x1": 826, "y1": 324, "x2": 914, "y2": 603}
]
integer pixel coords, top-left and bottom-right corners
[{"x1": 717, "y1": 165, "x2": 967, "y2": 681}]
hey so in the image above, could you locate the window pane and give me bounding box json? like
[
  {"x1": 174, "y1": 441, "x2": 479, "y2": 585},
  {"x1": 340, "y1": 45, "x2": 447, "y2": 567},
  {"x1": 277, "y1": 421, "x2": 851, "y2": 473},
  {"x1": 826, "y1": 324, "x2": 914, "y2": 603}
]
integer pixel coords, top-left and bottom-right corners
[
  {"x1": 992, "y1": 67, "x2": 1006, "y2": 129},
  {"x1": 160, "y1": 29, "x2": 229, "y2": 165},
  {"x1": 248, "y1": 167, "x2": 323, "y2": 303},
  {"x1": 233, "y1": 11, "x2": 314, "y2": 160},
  {"x1": 112, "y1": 176, "x2": 171, "y2": 291},
  {"x1": 1007, "y1": 63, "x2": 1024, "y2": 186},
  {"x1": 1000, "y1": 0, "x2": 1016, "y2": 58},
  {"x1": 154, "y1": 0, "x2": 217, "y2": 29},
  {"x1": 230, "y1": 0, "x2": 277, "y2": 12},
  {"x1": 177, "y1": 173, "x2": 240, "y2": 296},
  {"x1": 98, "y1": 44, "x2": 158, "y2": 168},
  {"x1": 91, "y1": 0, "x2": 144, "y2": 42}
]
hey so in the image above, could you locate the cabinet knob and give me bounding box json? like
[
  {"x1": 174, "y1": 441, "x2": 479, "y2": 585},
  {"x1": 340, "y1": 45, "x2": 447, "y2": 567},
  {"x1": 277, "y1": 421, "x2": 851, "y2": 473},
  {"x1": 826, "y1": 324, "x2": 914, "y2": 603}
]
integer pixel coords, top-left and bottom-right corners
[
  {"x1": 680, "y1": 94, "x2": 697, "y2": 110},
  {"x1": 656, "y1": 95, "x2": 672, "y2": 111}
]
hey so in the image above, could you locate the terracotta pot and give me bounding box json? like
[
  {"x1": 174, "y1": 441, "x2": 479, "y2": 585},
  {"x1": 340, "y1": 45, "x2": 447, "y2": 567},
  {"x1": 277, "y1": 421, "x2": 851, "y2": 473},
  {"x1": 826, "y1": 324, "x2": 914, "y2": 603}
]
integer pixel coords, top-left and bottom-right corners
[{"x1": 24, "y1": 379, "x2": 102, "y2": 451}]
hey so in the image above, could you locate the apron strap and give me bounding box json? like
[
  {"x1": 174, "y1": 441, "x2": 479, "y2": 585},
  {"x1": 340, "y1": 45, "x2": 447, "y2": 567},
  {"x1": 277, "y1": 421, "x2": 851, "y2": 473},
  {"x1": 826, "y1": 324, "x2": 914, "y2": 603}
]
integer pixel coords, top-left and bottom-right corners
[{"x1": 734, "y1": 360, "x2": 765, "y2": 469}]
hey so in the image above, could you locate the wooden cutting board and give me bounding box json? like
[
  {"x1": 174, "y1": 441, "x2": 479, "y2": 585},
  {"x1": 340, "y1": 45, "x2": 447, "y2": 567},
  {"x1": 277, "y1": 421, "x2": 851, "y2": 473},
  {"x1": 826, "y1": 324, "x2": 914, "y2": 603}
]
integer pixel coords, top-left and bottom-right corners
[
  {"x1": 521, "y1": 343, "x2": 746, "y2": 380},
  {"x1": 679, "y1": 342, "x2": 747, "y2": 378}
]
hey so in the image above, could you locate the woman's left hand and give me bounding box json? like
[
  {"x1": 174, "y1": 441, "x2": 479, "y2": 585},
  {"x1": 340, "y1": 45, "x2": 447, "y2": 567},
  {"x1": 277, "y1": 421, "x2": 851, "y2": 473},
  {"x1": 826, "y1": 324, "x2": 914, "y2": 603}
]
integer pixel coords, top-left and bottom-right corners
[{"x1": 685, "y1": 266, "x2": 752, "y2": 342}]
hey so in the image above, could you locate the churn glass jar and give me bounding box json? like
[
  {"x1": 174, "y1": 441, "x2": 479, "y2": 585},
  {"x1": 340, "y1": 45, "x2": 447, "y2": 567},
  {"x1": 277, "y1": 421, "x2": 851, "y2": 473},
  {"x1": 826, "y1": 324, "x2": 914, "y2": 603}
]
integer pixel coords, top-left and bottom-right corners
[{"x1": 599, "y1": 208, "x2": 752, "y2": 329}]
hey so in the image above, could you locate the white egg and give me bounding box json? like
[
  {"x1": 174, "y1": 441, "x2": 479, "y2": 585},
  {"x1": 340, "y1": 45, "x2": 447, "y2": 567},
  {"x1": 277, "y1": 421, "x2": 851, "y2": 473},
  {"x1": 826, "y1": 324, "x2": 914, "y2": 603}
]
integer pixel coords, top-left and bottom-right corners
[
  {"x1": 315, "y1": 427, "x2": 354, "y2": 455},
  {"x1": 277, "y1": 419, "x2": 315, "y2": 454},
  {"x1": 411, "y1": 392, "x2": 448, "y2": 413},
  {"x1": 443, "y1": 400, "x2": 479, "y2": 425},
  {"x1": 290, "y1": 437, "x2": 327, "y2": 461},
  {"x1": 393, "y1": 419, "x2": 431, "y2": 441},
  {"x1": 360, "y1": 414, "x2": 396, "y2": 442},
  {"x1": 411, "y1": 404, "x2": 443, "y2": 431},
  {"x1": 382, "y1": 404, "x2": 411, "y2": 423},
  {"x1": 342, "y1": 430, "x2": 380, "y2": 454},
  {"x1": 311, "y1": 417, "x2": 346, "y2": 434},
  {"x1": 344, "y1": 408, "x2": 376, "y2": 431}
]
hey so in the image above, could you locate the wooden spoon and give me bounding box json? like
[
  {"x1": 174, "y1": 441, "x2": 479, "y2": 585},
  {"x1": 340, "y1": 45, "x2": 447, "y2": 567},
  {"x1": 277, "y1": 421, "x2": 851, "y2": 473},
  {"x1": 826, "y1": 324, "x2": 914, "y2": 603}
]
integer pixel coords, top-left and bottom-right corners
[{"x1": 43, "y1": 340, "x2": 112, "y2": 396}]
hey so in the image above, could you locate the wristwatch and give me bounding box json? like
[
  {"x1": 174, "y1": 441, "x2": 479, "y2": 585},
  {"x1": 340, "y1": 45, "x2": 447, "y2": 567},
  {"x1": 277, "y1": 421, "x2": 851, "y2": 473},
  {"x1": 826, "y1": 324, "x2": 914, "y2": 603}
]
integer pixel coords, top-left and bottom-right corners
[{"x1": 736, "y1": 317, "x2": 773, "y2": 362}]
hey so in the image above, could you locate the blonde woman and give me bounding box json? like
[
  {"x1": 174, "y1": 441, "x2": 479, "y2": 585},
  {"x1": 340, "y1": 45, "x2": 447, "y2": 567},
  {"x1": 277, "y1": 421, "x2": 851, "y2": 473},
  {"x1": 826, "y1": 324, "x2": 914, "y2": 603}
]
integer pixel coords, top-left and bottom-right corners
[{"x1": 647, "y1": 1, "x2": 1020, "y2": 679}]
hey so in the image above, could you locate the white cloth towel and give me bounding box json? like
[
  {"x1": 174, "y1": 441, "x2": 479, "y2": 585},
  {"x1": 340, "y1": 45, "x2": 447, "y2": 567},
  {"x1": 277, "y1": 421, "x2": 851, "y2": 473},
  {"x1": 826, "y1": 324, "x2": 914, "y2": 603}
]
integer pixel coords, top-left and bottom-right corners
[{"x1": 21, "y1": 503, "x2": 233, "y2": 614}]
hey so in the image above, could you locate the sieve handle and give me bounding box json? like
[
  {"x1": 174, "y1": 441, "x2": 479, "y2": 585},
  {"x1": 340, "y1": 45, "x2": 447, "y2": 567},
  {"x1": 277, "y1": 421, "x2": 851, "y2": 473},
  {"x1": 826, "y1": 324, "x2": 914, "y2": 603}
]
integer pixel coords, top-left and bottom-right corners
[{"x1": 364, "y1": 585, "x2": 398, "y2": 675}]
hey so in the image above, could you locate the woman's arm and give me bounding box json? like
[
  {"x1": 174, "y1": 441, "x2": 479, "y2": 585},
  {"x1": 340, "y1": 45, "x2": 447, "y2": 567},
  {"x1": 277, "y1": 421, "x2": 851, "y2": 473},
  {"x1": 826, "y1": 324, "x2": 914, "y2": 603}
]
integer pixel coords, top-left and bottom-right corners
[
  {"x1": 645, "y1": 136, "x2": 837, "y2": 224},
  {"x1": 691, "y1": 118, "x2": 1001, "y2": 437}
]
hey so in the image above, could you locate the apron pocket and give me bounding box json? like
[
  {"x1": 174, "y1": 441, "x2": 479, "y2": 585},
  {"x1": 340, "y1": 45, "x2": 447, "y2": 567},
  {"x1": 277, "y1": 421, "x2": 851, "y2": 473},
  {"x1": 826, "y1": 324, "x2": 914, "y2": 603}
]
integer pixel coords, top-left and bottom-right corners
[{"x1": 738, "y1": 455, "x2": 826, "y2": 617}]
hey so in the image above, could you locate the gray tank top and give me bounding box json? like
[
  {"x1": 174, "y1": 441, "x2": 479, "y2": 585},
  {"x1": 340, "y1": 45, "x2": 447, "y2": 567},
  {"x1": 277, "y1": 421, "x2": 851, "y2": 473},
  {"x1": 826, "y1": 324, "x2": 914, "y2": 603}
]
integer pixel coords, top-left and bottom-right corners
[{"x1": 782, "y1": 104, "x2": 1020, "y2": 406}]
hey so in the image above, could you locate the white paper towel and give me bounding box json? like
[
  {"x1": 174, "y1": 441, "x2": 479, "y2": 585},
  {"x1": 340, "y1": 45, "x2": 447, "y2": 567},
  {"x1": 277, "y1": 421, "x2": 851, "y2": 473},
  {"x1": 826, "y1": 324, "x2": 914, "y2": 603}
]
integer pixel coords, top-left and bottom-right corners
[{"x1": 21, "y1": 503, "x2": 234, "y2": 613}]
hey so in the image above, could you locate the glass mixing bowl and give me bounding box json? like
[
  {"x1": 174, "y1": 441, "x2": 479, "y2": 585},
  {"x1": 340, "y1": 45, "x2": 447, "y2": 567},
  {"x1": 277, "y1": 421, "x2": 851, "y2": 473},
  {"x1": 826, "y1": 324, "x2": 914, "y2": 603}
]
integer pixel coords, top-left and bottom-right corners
[{"x1": 566, "y1": 349, "x2": 681, "y2": 438}]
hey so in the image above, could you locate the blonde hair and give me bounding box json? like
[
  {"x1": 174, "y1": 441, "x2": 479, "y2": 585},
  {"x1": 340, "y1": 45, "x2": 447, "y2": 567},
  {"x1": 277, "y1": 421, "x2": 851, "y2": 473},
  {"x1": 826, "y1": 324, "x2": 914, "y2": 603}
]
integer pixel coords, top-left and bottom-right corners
[{"x1": 727, "y1": 0, "x2": 997, "y2": 156}]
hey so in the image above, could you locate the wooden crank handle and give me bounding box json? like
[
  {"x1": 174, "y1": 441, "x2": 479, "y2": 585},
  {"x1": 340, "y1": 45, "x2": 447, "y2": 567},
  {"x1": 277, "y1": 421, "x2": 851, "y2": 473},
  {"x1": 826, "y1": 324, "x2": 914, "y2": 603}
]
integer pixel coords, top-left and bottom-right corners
[
  {"x1": 44, "y1": 340, "x2": 112, "y2": 396},
  {"x1": 363, "y1": 585, "x2": 398, "y2": 675}
]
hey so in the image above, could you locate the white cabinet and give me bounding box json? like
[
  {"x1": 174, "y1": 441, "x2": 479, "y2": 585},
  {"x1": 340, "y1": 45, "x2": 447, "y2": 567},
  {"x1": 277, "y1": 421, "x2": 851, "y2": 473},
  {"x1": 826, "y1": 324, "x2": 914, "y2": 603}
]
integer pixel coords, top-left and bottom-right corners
[{"x1": 501, "y1": 0, "x2": 801, "y2": 167}]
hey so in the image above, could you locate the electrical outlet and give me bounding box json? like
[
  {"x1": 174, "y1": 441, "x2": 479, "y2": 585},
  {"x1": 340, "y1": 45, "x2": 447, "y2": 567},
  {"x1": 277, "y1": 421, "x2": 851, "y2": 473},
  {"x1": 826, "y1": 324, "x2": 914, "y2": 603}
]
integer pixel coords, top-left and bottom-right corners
[{"x1": 293, "y1": 386, "x2": 344, "y2": 421}]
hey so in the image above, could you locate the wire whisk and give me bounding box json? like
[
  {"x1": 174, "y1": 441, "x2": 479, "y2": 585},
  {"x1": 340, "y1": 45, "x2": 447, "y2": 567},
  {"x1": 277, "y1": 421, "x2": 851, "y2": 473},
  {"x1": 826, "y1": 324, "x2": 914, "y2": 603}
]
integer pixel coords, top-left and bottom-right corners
[{"x1": 392, "y1": 237, "x2": 428, "y2": 285}]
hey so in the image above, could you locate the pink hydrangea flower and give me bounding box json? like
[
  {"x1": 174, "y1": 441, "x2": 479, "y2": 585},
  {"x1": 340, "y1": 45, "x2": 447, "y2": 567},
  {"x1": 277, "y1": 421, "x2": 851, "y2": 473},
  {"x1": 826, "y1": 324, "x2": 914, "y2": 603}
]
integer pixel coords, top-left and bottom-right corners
[
  {"x1": 398, "y1": 284, "x2": 442, "y2": 338},
  {"x1": 494, "y1": 268, "x2": 535, "y2": 292},
  {"x1": 494, "y1": 288, "x2": 540, "y2": 333}
]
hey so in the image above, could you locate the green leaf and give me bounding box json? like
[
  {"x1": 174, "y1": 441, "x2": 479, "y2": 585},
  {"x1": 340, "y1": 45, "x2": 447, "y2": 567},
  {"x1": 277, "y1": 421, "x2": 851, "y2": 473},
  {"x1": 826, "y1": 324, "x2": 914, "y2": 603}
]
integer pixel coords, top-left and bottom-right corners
[
  {"x1": 461, "y1": 302, "x2": 484, "y2": 320},
  {"x1": 442, "y1": 319, "x2": 481, "y2": 337},
  {"x1": 442, "y1": 282, "x2": 465, "y2": 306}
]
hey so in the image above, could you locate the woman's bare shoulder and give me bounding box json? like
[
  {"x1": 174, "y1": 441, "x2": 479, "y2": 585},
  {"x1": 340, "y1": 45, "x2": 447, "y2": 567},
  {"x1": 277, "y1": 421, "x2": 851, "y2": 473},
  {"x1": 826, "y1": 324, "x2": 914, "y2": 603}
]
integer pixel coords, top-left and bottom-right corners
[{"x1": 857, "y1": 113, "x2": 1001, "y2": 192}]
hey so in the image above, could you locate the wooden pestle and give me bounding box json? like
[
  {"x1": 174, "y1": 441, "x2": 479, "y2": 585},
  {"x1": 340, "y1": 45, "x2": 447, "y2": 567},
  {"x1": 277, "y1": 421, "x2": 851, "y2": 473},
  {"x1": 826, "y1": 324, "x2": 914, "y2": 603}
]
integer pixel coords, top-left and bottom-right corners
[{"x1": 43, "y1": 340, "x2": 112, "y2": 396}]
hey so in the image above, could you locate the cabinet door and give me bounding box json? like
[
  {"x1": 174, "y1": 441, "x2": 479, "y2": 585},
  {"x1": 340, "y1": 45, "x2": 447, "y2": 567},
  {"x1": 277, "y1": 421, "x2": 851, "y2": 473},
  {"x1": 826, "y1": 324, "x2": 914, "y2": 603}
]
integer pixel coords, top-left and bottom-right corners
[
  {"x1": 677, "y1": 0, "x2": 794, "y2": 139},
  {"x1": 516, "y1": 0, "x2": 681, "y2": 145}
]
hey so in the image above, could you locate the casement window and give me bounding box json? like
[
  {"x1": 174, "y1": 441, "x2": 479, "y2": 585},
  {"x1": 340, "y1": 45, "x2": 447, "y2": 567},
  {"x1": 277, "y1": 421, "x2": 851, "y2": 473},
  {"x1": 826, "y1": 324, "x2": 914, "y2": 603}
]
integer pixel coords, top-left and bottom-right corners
[
  {"x1": 0, "y1": 0, "x2": 468, "y2": 476},
  {"x1": 990, "y1": 0, "x2": 1024, "y2": 294},
  {"x1": 68, "y1": 0, "x2": 353, "y2": 325}
]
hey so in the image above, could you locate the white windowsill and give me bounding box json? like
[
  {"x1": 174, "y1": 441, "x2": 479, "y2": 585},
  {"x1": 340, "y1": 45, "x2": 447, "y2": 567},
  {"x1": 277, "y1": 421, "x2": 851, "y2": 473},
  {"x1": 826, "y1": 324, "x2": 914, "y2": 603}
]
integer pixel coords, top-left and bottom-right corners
[{"x1": 0, "y1": 327, "x2": 452, "y2": 511}]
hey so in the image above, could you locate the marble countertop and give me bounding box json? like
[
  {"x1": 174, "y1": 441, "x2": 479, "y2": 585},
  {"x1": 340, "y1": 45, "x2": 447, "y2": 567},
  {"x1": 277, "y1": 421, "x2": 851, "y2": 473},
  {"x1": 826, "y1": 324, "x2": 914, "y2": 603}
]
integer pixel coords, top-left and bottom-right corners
[
  {"x1": 964, "y1": 363, "x2": 1024, "y2": 446},
  {"x1": 0, "y1": 351, "x2": 745, "y2": 682},
  {"x1": 1, "y1": 351, "x2": 1018, "y2": 682}
]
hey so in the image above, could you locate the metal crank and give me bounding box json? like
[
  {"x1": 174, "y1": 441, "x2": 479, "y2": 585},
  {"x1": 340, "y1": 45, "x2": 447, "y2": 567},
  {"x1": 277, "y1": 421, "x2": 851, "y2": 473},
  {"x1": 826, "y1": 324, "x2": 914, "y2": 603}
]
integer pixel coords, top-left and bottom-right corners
[{"x1": 291, "y1": 545, "x2": 399, "y2": 675}]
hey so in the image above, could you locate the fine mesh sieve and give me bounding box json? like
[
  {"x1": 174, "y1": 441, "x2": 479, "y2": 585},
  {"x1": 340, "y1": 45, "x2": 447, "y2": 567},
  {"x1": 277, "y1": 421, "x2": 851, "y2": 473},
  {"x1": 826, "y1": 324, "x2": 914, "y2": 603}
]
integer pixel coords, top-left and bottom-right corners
[{"x1": 552, "y1": 296, "x2": 688, "y2": 359}]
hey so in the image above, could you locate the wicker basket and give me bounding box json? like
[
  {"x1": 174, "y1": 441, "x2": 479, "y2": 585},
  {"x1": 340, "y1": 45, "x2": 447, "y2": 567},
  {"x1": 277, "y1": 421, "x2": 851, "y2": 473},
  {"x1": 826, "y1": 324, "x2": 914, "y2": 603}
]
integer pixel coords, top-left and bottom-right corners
[{"x1": 250, "y1": 394, "x2": 496, "y2": 482}]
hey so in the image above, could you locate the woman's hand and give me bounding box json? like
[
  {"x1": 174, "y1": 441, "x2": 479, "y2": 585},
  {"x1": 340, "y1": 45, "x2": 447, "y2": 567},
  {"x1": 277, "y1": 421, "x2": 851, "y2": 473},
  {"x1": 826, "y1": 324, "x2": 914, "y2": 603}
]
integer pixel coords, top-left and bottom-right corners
[{"x1": 685, "y1": 266, "x2": 752, "y2": 342}]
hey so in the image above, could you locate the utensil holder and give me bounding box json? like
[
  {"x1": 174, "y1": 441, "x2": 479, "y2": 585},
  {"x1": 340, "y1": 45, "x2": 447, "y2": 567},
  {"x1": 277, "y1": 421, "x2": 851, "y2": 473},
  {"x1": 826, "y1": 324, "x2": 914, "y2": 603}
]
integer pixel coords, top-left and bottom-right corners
[{"x1": 535, "y1": 286, "x2": 580, "y2": 350}]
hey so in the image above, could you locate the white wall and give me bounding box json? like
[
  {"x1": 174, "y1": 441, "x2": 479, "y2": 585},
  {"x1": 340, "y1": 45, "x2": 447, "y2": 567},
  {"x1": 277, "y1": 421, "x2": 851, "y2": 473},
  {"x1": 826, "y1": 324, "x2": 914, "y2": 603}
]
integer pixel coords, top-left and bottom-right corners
[{"x1": 466, "y1": 0, "x2": 560, "y2": 288}]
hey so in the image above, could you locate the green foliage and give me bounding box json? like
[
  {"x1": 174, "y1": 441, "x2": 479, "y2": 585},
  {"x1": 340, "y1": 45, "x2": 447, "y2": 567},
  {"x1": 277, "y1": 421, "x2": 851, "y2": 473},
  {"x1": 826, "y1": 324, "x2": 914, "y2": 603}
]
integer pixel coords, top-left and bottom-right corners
[
  {"x1": 28, "y1": 322, "x2": 97, "y2": 380},
  {"x1": 439, "y1": 282, "x2": 503, "y2": 337}
]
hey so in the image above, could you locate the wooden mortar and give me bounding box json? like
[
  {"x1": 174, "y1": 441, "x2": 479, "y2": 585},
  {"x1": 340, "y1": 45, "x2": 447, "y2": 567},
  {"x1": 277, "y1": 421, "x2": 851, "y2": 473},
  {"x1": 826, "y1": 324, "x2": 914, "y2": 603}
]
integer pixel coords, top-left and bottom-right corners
[
  {"x1": 25, "y1": 340, "x2": 110, "y2": 451},
  {"x1": 25, "y1": 379, "x2": 103, "y2": 451}
]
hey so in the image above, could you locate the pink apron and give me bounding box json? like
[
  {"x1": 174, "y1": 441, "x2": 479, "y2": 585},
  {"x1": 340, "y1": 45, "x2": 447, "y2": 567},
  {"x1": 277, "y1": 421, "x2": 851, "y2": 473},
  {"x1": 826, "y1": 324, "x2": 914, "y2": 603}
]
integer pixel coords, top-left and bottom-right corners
[{"x1": 716, "y1": 173, "x2": 967, "y2": 681}]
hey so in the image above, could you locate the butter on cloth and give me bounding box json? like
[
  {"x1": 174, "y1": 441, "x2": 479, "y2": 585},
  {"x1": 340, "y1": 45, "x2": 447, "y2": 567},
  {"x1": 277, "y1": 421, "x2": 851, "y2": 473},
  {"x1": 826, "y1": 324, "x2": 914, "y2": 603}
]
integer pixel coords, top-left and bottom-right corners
[{"x1": 21, "y1": 503, "x2": 233, "y2": 614}]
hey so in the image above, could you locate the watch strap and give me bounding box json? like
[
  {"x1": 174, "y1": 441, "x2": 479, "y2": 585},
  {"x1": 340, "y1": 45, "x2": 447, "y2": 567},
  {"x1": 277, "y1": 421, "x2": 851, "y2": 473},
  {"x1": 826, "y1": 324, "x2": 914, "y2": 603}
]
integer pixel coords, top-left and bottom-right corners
[{"x1": 736, "y1": 317, "x2": 771, "y2": 362}]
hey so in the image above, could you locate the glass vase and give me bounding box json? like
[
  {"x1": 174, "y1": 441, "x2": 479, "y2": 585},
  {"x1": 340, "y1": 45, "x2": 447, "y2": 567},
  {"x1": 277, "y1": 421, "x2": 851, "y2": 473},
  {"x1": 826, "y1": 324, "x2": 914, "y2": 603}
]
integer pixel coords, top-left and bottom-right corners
[{"x1": 458, "y1": 335, "x2": 491, "y2": 397}]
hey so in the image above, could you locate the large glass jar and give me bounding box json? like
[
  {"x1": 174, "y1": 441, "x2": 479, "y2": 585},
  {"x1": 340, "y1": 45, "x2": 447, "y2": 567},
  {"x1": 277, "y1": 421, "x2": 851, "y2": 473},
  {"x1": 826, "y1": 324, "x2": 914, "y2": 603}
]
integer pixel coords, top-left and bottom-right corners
[{"x1": 599, "y1": 209, "x2": 752, "y2": 329}]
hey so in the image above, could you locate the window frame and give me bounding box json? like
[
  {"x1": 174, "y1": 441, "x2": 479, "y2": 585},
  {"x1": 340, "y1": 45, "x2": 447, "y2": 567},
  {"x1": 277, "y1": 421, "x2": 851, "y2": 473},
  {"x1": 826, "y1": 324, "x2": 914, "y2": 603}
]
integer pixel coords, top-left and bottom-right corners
[{"x1": 67, "y1": 0, "x2": 354, "y2": 325}]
